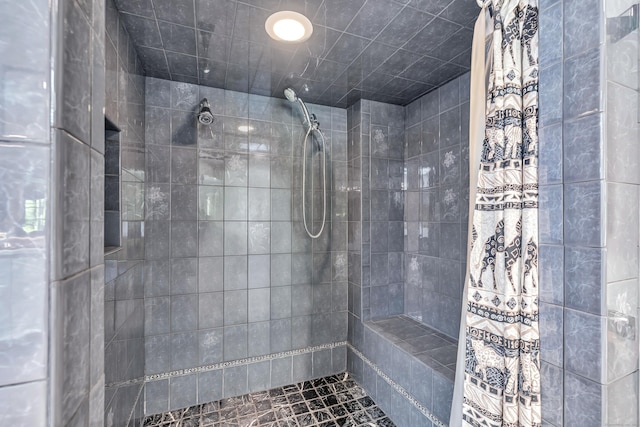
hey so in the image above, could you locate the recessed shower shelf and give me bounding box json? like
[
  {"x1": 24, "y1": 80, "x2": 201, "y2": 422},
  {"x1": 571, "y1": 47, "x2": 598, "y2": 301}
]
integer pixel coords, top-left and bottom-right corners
[
  {"x1": 104, "y1": 117, "x2": 122, "y2": 255},
  {"x1": 104, "y1": 246, "x2": 122, "y2": 256}
]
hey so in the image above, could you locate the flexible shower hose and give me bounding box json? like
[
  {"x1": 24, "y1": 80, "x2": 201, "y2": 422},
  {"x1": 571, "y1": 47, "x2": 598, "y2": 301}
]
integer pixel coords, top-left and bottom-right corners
[{"x1": 302, "y1": 125, "x2": 326, "y2": 239}]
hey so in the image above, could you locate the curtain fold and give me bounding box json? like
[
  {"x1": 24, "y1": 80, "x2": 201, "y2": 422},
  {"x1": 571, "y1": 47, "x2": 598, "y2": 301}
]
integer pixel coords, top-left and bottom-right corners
[
  {"x1": 453, "y1": 1, "x2": 541, "y2": 426},
  {"x1": 449, "y1": 5, "x2": 489, "y2": 426}
]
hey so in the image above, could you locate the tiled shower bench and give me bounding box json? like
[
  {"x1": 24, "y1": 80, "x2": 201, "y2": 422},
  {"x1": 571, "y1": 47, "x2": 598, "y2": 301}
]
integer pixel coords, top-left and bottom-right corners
[{"x1": 347, "y1": 316, "x2": 457, "y2": 427}]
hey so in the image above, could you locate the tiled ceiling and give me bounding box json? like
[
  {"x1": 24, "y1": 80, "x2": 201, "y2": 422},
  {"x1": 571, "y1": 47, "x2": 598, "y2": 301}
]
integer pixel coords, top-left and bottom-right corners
[{"x1": 114, "y1": 0, "x2": 478, "y2": 107}]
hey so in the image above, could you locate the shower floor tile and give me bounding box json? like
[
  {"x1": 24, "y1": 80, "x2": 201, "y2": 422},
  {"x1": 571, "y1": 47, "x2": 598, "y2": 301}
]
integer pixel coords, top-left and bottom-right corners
[{"x1": 143, "y1": 374, "x2": 397, "y2": 427}]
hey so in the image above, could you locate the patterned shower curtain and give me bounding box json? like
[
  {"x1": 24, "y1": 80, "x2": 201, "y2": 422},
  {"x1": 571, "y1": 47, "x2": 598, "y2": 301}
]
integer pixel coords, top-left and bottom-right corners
[{"x1": 461, "y1": 1, "x2": 540, "y2": 426}]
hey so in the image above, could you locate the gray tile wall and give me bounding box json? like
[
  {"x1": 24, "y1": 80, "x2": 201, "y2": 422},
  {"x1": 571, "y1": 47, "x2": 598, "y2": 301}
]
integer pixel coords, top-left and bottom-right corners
[
  {"x1": 347, "y1": 100, "x2": 364, "y2": 327},
  {"x1": 538, "y1": 0, "x2": 640, "y2": 424},
  {"x1": 142, "y1": 79, "x2": 348, "y2": 413},
  {"x1": 603, "y1": 0, "x2": 639, "y2": 424},
  {"x1": 403, "y1": 74, "x2": 470, "y2": 339},
  {"x1": 360, "y1": 100, "x2": 406, "y2": 320},
  {"x1": 1, "y1": 0, "x2": 136, "y2": 424},
  {"x1": 47, "y1": 0, "x2": 112, "y2": 425},
  {"x1": 103, "y1": 0, "x2": 147, "y2": 425},
  {"x1": 537, "y1": 1, "x2": 567, "y2": 423},
  {"x1": 0, "y1": 0, "x2": 51, "y2": 423},
  {"x1": 346, "y1": 98, "x2": 447, "y2": 426},
  {"x1": 346, "y1": 1, "x2": 631, "y2": 422},
  {"x1": 346, "y1": 99, "x2": 407, "y2": 325}
]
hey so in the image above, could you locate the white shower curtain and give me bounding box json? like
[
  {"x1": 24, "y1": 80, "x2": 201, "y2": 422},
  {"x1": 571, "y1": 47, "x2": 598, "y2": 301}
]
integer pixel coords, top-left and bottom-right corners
[{"x1": 451, "y1": 1, "x2": 540, "y2": 426}]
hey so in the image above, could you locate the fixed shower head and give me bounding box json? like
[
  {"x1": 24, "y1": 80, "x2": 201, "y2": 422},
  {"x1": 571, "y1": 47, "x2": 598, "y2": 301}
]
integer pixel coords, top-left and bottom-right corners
[
  {"x1": 198, "y1": 98, "x2": 214, "y2": 125},
  {"x1": 284, "y1": 87, "x2": 298, "y2": 103}
]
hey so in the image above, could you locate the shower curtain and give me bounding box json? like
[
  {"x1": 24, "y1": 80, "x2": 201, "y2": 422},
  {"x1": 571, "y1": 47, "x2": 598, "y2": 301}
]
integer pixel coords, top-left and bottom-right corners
[{"x1": 451, "y1": 1, "x2": 540, "y2": 426}]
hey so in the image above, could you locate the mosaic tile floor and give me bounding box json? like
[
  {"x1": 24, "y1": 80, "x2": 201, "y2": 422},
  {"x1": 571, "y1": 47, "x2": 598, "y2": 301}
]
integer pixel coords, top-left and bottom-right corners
[{"x1": 143, "y1": 374, "x2": 397, "y2": 427}]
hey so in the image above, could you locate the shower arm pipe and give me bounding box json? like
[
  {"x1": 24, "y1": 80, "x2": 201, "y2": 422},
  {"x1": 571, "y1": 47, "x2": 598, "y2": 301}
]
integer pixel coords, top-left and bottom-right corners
[{"x1": 302, "y1": 125, "x2": 326, "y2": 239}]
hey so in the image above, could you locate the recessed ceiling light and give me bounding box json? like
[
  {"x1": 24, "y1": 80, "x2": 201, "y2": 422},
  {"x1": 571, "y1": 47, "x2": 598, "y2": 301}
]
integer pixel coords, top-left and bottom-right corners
[{"x1": 265, "y1": 11, "x2": 313, "y2": 43}]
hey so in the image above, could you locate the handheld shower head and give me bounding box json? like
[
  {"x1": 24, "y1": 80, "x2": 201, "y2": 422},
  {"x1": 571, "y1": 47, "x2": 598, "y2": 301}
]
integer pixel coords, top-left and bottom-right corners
[
  {"x1": 198, "y1": 98, "x2": 214, "y2": 125},
  {"x1": 284, "y1": 87, "x2": 315, "y2": 129},
  {"x1": 284, "y1": 87, "x2": 298, "y2": 103}
]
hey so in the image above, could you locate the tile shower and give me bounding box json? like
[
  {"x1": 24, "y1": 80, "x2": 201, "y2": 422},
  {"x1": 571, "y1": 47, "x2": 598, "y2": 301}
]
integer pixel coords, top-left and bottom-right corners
[
  {"x1": 142, "y1": 78, "x2": 349, "y2": 414},
  {"x1": 1, "y1": 0, "x2": 639, "y2": 426},
  {"x1": 138, "y1": 70, "x2": 471, "y2": 426}
]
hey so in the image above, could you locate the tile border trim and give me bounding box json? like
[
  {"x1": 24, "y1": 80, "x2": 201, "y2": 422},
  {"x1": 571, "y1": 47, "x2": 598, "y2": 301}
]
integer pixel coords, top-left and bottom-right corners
[
  {"x1": 143, "y1": 341, "x2": 348, "y2": 383},
  {"x1": 348, "y1": 344, "x2": 447, "y2": 427}
]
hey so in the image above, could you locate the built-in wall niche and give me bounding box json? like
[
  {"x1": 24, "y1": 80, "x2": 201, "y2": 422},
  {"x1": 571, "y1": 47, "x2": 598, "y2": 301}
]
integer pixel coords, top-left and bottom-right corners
[{"x1": 104, "y1": 117, "x2": 122, "y2": 254}]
